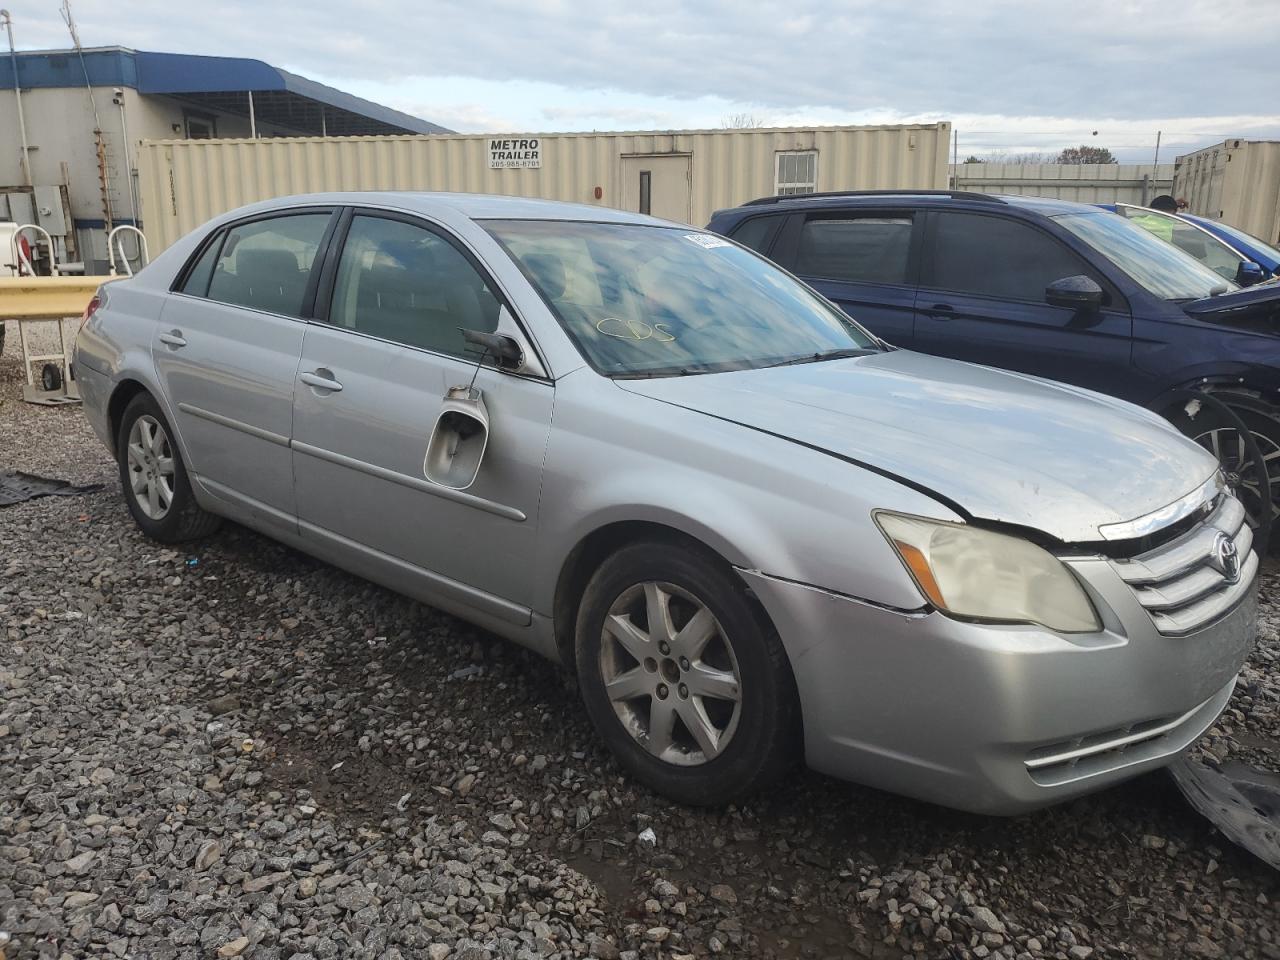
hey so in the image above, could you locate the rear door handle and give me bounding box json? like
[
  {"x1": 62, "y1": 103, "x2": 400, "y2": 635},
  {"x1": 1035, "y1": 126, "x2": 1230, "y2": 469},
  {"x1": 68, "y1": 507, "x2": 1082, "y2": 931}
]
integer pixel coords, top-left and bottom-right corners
[
  {"x1": 159, "y1": 330, "x2": 187, "y2": 347},
  {"x1": 924, "y1": 303, "x2": 955, "y2": 320},
  {"x1": 299, "y1": 369, "x2": 343, "y2": 393}
]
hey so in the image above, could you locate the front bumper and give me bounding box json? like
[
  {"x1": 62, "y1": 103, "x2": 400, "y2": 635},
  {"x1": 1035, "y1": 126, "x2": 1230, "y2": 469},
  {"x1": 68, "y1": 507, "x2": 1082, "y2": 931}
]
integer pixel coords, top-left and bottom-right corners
[{"x1": 740, "y1": 559, "x2": 1257, "y2": 815}]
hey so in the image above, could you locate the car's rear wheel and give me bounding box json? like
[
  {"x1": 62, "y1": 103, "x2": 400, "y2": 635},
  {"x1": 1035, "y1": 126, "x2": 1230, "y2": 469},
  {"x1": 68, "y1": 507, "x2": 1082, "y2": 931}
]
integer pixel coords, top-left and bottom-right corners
[
  {"x1": 574, "y1": 540, "x2": 799, "y2": 805},
  {"x1": 117, "y1": 392, "x2": 221, "y2": 543}
]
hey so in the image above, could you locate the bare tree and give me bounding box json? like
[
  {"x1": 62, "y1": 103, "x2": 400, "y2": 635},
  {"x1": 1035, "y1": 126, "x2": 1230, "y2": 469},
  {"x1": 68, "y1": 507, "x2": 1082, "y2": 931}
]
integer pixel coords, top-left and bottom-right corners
[
  {"x1": 720, "y1": 113, "x2": 768, "y2": 129},
  {"x1": 1055, "y1": 145, "x2": 1117, "y2": 164},
  {"x1": 972, "y1": 150, "x2": 1055, "y2": 164}
]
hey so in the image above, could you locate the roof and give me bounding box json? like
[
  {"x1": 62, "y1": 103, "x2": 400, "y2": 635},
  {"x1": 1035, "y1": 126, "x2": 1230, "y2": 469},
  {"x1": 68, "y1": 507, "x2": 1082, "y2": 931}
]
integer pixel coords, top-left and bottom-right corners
[
  {"x1": 721, "y1": 190, "x2": 1105, "y2": 218},
  {"x1": 0, "y1": 46, "x2": 448, "y2": 136},
  {"x1": 225, "y1": 191, "x2": 667, "y2": 224}
]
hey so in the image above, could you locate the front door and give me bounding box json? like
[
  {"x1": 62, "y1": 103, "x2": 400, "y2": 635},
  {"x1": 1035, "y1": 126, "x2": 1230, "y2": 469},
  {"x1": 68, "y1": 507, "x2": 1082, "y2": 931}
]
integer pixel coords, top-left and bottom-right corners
[
  {"x1": 291, "y1": 210, "x2": 553, "y2": 622},
  {"x1": 154, "y1": 209, "x2": 335, "y2": 529},
  {"x1": 622, "y1": 155, "x2": 692, "y2": 224},
  {"x1": 913, "y1": 210, "x2": 1133, "y2": 394}
]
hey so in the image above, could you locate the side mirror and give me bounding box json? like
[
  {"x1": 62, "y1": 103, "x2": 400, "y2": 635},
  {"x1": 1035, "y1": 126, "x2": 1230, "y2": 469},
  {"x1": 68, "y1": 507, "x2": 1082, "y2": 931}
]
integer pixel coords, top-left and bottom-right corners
[
  {"x1": 1046, "y1": 275, "x2": 1104, "y2": 310},
  {"x1": 1236, "y1": 261, "x2": 1264, "y2": 287},
  {"x1": 461, "y1": 328, "x2": 524, "y2": 370},
  {"x1": 424, "y1": 386, "x2": 490, "y2": 490}
]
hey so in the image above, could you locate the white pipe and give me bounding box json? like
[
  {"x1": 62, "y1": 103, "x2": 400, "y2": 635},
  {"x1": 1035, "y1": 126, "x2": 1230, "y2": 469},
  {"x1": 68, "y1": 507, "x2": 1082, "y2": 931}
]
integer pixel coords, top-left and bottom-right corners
[
  {"x1": 116, "y1": 93, "x2": 139, "y2": 227},
  {"x1": 248, "y1": 89, "x2": 257, "y2": 138},
  {"x1": 13, "y1": 223, "x2": 58, "y2": 276},
  {"x1": 1, "y1": 10, "x2": 32, "y2": 186},
  {"x1": 107, "y1": 224, "x2": 148, "y2": 277}
]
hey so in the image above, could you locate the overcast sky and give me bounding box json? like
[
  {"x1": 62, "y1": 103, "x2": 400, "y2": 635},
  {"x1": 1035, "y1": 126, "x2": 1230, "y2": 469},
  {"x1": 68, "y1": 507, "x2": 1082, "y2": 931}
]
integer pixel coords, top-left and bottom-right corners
[{"x1": 13, "y1": 0, "x2": 1280, "y2": 161}]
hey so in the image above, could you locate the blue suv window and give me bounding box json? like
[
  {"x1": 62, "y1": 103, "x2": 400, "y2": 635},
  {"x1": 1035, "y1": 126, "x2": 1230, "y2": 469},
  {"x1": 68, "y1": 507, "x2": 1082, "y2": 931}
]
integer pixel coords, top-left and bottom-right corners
[
  {"x1": 927, "y1": 212, "x2": 1092, "y2": 303},
  {"x1": 728, "y1": 214, "x2": 784, "y2": 253},
  {"x1": 796, "y1": 216, "x2": 914, "y2": 284}
]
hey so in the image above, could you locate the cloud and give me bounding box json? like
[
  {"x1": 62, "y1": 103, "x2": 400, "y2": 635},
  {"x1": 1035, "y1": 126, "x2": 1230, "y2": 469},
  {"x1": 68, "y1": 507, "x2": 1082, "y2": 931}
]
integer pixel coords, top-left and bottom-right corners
[{"x1": 12, "y1": 0, "x2": 1279, "y2": 135}]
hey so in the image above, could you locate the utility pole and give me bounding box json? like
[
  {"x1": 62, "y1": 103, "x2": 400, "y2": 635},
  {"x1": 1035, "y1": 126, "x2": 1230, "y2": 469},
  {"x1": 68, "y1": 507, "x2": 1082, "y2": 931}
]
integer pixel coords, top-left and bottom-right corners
[{"x1": 1, "y1": 9, "x2": 32, "y2": 185}]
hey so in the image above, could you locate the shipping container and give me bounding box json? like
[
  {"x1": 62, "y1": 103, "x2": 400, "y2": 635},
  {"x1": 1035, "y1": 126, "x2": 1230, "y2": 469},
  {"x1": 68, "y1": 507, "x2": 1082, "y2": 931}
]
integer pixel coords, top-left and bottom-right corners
[
  {"x1": 1173, "y1": 140, "x2": 1280, "y2": 245},
  {"x1": 137, "y1": 123, "x2": 951, "y2": 252},
  {"x1": 950, "y1": 163, "x2": 1173, "y2": 205}
]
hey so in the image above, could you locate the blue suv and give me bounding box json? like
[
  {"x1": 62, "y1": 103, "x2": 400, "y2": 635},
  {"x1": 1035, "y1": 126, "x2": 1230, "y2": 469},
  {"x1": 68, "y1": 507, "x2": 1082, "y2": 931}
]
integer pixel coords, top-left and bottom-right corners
[{"x1": 708, "y1": 190, "x2": 1280, "y2": 533}]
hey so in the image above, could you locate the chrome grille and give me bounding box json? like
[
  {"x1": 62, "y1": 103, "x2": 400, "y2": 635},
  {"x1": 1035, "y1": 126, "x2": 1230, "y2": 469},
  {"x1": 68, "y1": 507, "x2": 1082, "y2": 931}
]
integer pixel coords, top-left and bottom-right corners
[{"x1": 1111, "y1": 494, "x2": 1257, "y2": 636}]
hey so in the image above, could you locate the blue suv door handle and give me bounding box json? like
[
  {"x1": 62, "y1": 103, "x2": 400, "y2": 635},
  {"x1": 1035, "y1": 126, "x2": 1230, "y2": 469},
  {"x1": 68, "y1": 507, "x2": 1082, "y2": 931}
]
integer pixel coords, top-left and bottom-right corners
[{"x1": 925, "y1": 303, "x2": 955, "y2": 320}]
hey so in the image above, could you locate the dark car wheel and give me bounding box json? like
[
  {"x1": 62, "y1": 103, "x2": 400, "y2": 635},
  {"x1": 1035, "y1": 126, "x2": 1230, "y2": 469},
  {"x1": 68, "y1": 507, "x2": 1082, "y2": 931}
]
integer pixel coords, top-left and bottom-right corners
[
  {"x1": 117, "y1": 392, "x2": 221, "y2": 543},
  {"x1": 574, "y1": 540, "x2": 799, "y2": 805},
  {"x1": 1162, "y1": 390, "x2": 1278, "y2": 550}
]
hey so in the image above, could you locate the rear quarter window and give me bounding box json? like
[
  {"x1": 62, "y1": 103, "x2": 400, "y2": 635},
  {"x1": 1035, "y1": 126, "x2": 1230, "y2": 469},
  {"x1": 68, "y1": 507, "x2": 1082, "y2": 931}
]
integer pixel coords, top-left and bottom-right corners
[{"x1": 728, "y1": 214, "x2": 783, "y2": 254}]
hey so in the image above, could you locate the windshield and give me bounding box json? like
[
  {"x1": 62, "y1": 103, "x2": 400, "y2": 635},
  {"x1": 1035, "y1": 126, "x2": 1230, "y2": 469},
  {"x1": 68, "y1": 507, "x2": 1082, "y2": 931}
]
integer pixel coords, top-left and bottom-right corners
[
  {"x1": 484, "y1": 220, "x2": 878, "y2": 377},
  {"x1": 1055, "y1": 211, "x2": 1238, "y2": 301}
]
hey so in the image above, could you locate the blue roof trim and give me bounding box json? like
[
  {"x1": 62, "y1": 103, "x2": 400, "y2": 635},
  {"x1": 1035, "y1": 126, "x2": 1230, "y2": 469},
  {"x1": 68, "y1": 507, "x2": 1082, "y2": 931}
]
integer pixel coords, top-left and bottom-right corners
[{"x1": 0, "y1": 46, "x2": 446, "y2": 134}]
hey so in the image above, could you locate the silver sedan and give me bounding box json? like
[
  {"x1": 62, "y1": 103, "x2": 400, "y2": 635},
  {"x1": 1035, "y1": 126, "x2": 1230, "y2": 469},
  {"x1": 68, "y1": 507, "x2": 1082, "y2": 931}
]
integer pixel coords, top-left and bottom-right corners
[{"x1": 74, "y1": 193, "x2": 1258, "y2": 814}]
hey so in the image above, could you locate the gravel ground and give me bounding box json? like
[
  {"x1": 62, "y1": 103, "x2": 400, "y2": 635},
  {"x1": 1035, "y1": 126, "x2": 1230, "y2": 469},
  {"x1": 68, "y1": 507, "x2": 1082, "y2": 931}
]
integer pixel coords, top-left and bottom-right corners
[{"x1": 1, "y1": 334, "x2": 1278, "y2": 960}]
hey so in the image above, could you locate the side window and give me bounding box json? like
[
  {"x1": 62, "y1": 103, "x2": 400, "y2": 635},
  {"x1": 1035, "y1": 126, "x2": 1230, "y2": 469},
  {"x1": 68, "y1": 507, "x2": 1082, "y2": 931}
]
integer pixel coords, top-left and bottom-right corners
[
  {"x1": 928, "y1": 213, "x2": 1095, "y2": 302},
  {"x1": 180, "y1": 234, "x2": 223, "y2": 297},
  {"x1": 328, "y1": 215, "x2": 502, "y2": 358},
  {"x1": 729, "y1": 215, "x2": 783, "y2": 254},
  {"x1": 206, "y1": 213, "x2": 332, "y2": 317},
  {"x1": 795, "y1": 216, "x2": 914, "y2": 284}
]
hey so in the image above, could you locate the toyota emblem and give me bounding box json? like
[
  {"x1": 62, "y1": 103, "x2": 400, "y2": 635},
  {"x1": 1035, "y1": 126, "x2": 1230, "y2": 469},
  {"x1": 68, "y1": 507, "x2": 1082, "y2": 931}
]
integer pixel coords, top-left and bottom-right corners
[{"x1": 1212, "y1": 532, "x2": 1240, "y2": 583}]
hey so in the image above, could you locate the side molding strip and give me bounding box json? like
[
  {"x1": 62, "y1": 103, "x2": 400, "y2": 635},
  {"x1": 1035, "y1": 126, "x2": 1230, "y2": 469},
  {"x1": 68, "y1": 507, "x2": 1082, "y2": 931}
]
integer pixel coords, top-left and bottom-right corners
[
  {"x1": 292, "y1": 440, "x2": 526, "y2": 522},
  {"x1": 177, "y1": 402, "x2": 289, "y2": 447}
]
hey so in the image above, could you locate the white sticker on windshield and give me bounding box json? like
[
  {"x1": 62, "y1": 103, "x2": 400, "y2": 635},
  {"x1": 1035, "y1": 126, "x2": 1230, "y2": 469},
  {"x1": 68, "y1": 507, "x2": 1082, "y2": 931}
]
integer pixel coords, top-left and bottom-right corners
[{"x1": 684, "y1": 233, "x2": 732, "y2": 250}]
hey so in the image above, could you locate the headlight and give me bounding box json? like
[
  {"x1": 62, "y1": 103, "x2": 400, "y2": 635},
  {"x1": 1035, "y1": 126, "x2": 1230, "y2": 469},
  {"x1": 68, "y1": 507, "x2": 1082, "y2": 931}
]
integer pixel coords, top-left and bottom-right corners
[{"x1": 875, "y1": 512, "x2": 1101, "y2": 633}]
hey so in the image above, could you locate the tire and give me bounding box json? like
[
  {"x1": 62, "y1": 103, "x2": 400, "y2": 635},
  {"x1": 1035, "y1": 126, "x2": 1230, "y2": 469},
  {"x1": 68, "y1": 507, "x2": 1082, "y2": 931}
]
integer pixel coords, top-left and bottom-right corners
[
  {"x1": 117, "y1": 392, "x2": 221, "y2": 543},
  {"x1": 574, "y1": 540, "x2": 799, "y2": 806},
  {"x1": 1164, "y1": 389, "x2": 1279, "y2": 551}
]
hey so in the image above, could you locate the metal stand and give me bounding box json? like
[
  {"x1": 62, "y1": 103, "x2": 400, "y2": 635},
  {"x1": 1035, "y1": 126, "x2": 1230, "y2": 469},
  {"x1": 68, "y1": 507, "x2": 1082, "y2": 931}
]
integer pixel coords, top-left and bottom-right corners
[{"x1": 15, "y1": 316, "x2": 80, "y2": 405}]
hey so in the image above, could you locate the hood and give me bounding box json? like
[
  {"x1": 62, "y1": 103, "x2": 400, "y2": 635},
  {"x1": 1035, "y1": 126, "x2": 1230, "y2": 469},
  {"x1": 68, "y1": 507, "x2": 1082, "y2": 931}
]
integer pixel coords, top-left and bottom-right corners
[
  {"x1": 617, "y1": 350, "x2": 1219, "y2": 543},
  {"x1": 1184, "y1": 282, "x2": 1280, "y2": 327}
]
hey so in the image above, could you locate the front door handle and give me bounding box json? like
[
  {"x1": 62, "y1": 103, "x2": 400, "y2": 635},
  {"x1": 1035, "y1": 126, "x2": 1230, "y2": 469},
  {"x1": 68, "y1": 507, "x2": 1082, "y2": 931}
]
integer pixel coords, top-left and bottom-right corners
[
  {"x1": 299, "y1": 369, "x2": 343, "y2": 393},
  {"x1": 924, "y1": 303, "x2": 955, "y2": 320},
  {"x1": 159, "y1": 330, "x2": 187, "y2": 348}
]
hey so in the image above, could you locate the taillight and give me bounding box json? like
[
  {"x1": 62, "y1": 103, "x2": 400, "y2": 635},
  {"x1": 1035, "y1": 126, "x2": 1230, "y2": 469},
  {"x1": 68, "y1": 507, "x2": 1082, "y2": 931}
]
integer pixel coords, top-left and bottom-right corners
[{"x1": 80, "y1": 291, "x2": 103, "y2": 332}]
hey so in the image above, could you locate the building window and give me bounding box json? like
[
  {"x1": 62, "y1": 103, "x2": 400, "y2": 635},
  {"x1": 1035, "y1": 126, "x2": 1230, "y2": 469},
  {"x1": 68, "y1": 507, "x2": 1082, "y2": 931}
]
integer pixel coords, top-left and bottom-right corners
[
  {"x1": 775, "y1": 151, "x2": 817, "y2": 195},
  {"x1": 184, "y1": 111, "x2": 218, "y2": 139},
  {"x1": 638, "y1": 171, "x2": 652, "y2": 215}
]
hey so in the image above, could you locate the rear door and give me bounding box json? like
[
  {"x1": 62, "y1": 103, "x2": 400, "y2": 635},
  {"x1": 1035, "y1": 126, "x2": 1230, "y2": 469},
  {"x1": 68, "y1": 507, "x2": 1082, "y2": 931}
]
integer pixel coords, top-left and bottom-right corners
[
  {"x1": 291, "y1": 209, "x2": 553, "y2": 623},
  {"x1": 772, "y1": 209, "x2": 922, "y2": 347},
  {"x1": 913, "y1": 210, "x2": 1133, "y2": 392},
  {"x1": 154, "y1": 209, "x2": 336, "y2": 530}
]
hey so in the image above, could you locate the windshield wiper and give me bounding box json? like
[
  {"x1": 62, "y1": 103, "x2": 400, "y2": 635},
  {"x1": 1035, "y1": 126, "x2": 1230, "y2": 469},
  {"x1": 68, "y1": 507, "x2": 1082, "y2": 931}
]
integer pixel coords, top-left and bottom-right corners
[{"x1": 763, "y1": 348, "x2": 872, "y2": 368}]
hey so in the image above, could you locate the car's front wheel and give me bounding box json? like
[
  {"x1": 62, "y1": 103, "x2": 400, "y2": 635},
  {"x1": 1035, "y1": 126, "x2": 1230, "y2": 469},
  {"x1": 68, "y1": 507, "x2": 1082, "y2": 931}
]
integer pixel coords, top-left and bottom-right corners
[
  {"x1": 575, "y1": 540, "x2": 799, "y2": 805},
  {"x1": 117, "y1": 392, "x2": 221, "y2": 543}
]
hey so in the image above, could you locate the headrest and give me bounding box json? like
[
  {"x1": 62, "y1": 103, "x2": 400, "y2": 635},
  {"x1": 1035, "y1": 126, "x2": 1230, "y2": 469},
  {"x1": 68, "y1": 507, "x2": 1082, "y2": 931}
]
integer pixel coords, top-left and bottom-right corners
[{"x1": 236, "y1": 248, "x2": 300, "y2": 284}]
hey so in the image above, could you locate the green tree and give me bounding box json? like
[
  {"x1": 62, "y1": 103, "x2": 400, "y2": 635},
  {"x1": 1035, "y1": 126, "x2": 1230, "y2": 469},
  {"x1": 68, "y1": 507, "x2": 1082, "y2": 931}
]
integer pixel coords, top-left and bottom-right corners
[{"x1": 1055, "y1": 145, "x2": 1117, "y2": 164}]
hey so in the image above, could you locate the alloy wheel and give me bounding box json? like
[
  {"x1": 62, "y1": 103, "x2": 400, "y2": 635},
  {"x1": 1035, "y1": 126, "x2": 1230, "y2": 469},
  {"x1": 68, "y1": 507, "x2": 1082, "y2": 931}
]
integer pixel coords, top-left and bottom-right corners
[
  {"x1": 126, "y1": 414, "x2": 176, "y2": 520},
  {"x1": 598, "y1": 581, "x2": 743, "y2": 766},
  {"x1": 1194, "y1": 425, "x2": 1280, "y2": 529}
]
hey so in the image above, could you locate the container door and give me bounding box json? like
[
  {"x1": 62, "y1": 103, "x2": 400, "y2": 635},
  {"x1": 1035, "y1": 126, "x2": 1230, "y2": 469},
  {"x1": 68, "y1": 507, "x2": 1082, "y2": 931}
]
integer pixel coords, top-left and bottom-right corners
[{"x1": 622, "y1": 155, "x2": 692, "y2": 224}]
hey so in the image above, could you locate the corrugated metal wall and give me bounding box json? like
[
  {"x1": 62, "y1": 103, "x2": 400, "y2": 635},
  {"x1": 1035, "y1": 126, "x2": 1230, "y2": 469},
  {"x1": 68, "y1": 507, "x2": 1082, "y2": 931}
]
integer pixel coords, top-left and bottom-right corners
[
  {"x1": 1174, "y1": 140, "x2": 1280, "y2": 244},
  {"x1": 950, "y1": 163, "x2": 1174, "y2": 204},
  {"x1": 137, "y1": 124, "x2": 950, "y2": 252}
]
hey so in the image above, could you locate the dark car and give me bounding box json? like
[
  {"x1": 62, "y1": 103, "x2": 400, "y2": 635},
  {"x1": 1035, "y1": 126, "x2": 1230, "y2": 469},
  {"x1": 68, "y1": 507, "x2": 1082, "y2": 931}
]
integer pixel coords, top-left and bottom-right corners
[
  {"x1": 708, "y1": 190, "x2": 1280, "y2": 532},
  {"x1": 1096, "y1": 203, "x2": 1273, "y2": 287}
]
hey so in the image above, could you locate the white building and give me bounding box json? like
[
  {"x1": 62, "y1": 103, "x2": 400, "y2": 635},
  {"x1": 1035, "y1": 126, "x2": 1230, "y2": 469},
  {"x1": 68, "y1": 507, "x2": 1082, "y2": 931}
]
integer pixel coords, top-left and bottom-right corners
[{"x1": 0, "y1": 45, "x2": 446, "y2": 274}]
